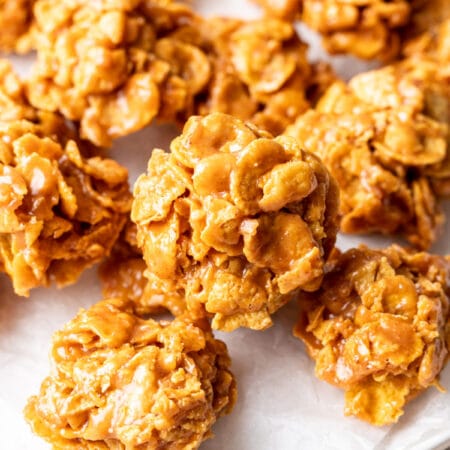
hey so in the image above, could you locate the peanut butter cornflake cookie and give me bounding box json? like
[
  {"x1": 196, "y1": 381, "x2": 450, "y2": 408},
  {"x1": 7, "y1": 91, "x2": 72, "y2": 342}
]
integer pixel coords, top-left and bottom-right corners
[
  {"x1": 254, "y1": 0, "x2": 450, "y2": 60},
  {"x1": 28, "y1": 0, "x2": 200, "y2": 146},
  {"x1": 25, "y1": 298, "x2": 237, "y2": 450},
  {"x1": 0, "y1": 117, "x2": 131, "y2": 296},
  {"x1": 285, "y1": 53, "x2": 450, "y2": 249},
  {"x1": 131, "y1": 113, "x2": 340, "y2": 331},
  {"x1": 255, "y1": 0, "x2": 412, "y2": 59},
  {"x1": 295, "y1": 245, "x2": 450, "y2": 426},
  {"x1": 190, "y1": 17, "x2": 334, "y2": 137}
]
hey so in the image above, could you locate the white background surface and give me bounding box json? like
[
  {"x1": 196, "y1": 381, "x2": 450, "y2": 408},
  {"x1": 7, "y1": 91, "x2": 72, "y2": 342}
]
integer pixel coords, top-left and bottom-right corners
[{"x1": 1, "y1": 1, "x2": 450, "y2": 449}]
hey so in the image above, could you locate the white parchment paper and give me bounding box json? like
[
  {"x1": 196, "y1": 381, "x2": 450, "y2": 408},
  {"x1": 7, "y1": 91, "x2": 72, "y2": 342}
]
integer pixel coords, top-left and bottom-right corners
[{"x1": 1, "y1": 1, "x2": 449, "y2": 449}]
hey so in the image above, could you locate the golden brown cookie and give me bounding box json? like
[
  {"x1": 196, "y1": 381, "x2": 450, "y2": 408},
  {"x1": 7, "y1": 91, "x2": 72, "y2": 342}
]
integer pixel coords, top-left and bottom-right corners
[
  {"x1": 25, "y1": 298, "x2": 237, "y2": 449},
  {"x1": 0, "y1": 117, "x2": 131, "y2": 296},
  {"x1": 132, "y1": 113, "x2": 340, "y2": 331},
  {"x1": 285, "y1": 56, "x2": 450, "y2": 249},
  {"x1": 295, "y1": 245, "x2": 450, "y2": 426},
  {"x1": 255, "y1": 0, "x2": 450, "y2": 61}
]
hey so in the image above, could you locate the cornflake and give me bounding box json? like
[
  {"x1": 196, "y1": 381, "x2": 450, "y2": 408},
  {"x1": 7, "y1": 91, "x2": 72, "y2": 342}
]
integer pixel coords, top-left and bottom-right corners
[
  {"x1": 132, "y1": 113, "x2": 340, "y2": 331},
  {"x1": 295, "y1": 245, "x2": 450, "y2": 426},
  {"x1": 285, "y1": 56, "x2": 450, "y2": 249},
  {"x1": 0, "y1": 117, "x2": 131, "y2": 296},
  {"x1": 25, "y1": 298, "x2": 237, "y2": 449}
]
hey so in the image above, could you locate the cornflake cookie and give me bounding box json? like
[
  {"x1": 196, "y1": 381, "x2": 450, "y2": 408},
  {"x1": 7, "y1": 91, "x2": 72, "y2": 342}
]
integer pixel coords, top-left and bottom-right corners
[
  {"x1": 255, "y1": 0, "x2": 450, "y2": 60},
  {"x1": 255, "y1": 0, "x2": 412, "y2": 59},
  {"x1": 0, "y1": 117, "x2": 131, "y2": 297},
  {"x1": 302, "y1": 0, "x2": 412, "y2": 60},
  {"x1": 28, "y1": 0, "x2": 201, "y2": 146},
  {"x1": 285, "y1": 57, "x2": 450, "y2": 249},
  {"x1": 25, "y1": 298, "x2": 237, "y2": 450},
  {"x1": 191, "y1": 17, "x2": 333, "y2": 137},
  {"x1": 0, "y1": 0, "x2": 35, "y2": 53},
  {"x1": 28, "y1": 0, "x2": 334, "y2": 146},
  {"x1": 132, "y1": 113, "x2": 340, "y2": 331},
  {"x1": 295, "y1": 245, "x2": 450, "y2": 426}
]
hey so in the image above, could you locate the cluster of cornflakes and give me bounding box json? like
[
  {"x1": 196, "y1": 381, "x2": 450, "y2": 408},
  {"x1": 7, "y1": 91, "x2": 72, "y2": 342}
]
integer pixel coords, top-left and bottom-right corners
[
  {"x1": 295, "y1": 245, "x2": 450, "y2": 425},
  {"x1": 0, "y1": 115, "x2": 131, "y2": 297},
  {"x1": 255, "y1": 0, "x2": 450, "y2": 60},
  {"x1": 191, "y1": 18, "x2": 335, "y2": 136},
  {"x1": 0, "y1": 0, "x2": 447, "y2": 448},
  {"x1": 285, "y1": 55, "x2": 450, "y2": 249},
  {"x1": 132, "y1": 113, "x2": 340, "y2": 331},
  {"x1": 25, "y1": 298, "x2": 237, "y2": 449}
]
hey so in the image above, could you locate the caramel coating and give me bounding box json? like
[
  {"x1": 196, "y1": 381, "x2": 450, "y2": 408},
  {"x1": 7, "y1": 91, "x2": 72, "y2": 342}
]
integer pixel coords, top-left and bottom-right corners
[
  {"x1": 295, "y1": 245, "x2": 450, "y2": 426},
  {"x1": 285, "y1": 58, "x2": 450, "y2": 249},
  {"x1": 25, "y1": 298, "x2": 237, "y2": 449},
  {"x1": 0, "y1": 0, "x2": 35, "y2": 53},
  {"x1": 132, "y1": 113, "x2": 339, "y2": 331},
  {"x1": 0, "y1": 118, "x2": 131, "y2": 297}
]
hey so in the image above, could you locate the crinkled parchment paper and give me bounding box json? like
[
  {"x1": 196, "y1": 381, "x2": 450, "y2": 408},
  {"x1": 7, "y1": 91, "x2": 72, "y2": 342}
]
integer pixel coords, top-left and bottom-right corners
[{"x1": 1, "y1": 1, "x2": 449, "y2": 449}]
